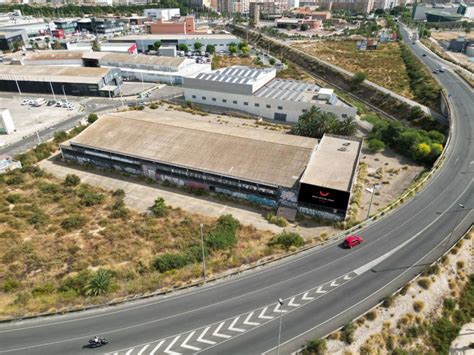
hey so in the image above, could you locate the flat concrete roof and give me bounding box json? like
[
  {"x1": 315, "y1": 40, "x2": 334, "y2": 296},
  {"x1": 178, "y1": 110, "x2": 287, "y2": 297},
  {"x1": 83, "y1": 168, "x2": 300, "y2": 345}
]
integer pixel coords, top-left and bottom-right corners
[
  {"x1": 300, "y1": 134, "x2": 362, "y2": 192},
  {"x1": 19, "y1": 50, "x2": 87, "y2": 61},
  {"x1": 83, "y1": 52, "x2": 186, "y2": 67},
  {"x1": 114, "y1": 34, "x2": 238, "y2": 41},
  {"x1": 69, "y1": 111, "x2": 317, "y2": 188},
  {"x1": 0, "y1": 65, "x2": 110, "y2": 85}
]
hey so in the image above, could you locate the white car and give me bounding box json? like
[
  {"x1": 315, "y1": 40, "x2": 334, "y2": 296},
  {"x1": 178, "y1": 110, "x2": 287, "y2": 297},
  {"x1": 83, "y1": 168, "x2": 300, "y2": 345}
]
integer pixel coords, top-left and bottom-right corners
[{"x1": 21, "y1": 99, "x2": 32, "y2": 105}]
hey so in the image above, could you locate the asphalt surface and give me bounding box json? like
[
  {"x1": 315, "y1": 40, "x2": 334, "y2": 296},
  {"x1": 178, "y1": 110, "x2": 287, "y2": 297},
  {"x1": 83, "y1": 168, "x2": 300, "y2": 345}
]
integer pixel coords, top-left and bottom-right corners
[{"x1": 0, "y1": 30, "x2": 472, "y2": 355}]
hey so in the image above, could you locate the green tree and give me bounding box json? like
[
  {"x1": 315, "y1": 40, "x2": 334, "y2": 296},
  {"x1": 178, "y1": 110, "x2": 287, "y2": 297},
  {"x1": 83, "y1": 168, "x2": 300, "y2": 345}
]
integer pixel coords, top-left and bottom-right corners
[
  {"x1": 87, "y1": 113, "x2": 98, "y2": 124},
  {"x1": 64, "y1": 174, "x2": 81, "y2": 187},
  {"x1": 85, "y1": 269, "x2": 113, "y2": 296},
  {"x1": 229, "y1": 45, "x2": 238, "y2": 55},
  {"x1": 351, "y1": 71, "x2": 367, "y2": 88},
  {"x1": 52, "y1": 40, "x2": 62, "y2": 50},
  {"x1": 153, "y1": 253, "x2": 189, "y2": 273},
  {"x1": 152, "y1": 197, "x2": 168, "y2": 217},
  {"x1": 240, "y1": 45, "x2": 249, "y2": 56},
  {"x1": 368, "y1": 138, "x2": 385, "y2": 152},
  {"x1": 269, "y1": 231, "x2": 304, "y2": 250},
  {"x1": 269, "y1": 58, "x2": 276, "y2": 65},
  {"x1": 194, "y1": 41, "x2": 203, "y2": 51},
  {"x1": 91, "y1": 39, "x2": 101, "y2": 52},
  {"x1": 178, "y1": 43, "x2": 189, "y2": 52},
  {"x1": 412, "y1": 142, "x2": 431, "y2": 162},
  {"x1": 153, "y1": 40, "x2": 162, "y2": 51},
  {"x1": 205, "y1": 44, "x2": 216, "y2": 54}
]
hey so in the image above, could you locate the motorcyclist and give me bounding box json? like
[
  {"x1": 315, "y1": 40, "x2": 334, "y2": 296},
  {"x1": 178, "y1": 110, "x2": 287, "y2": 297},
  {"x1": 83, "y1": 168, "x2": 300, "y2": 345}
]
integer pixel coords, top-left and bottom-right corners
[{"x1": 94, "y1": 336, "x2": 100, "y2": 345}]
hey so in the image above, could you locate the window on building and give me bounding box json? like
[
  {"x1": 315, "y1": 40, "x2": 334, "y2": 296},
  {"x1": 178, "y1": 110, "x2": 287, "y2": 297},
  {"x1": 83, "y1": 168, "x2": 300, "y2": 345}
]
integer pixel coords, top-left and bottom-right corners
[
  {"x1": 233, "y1": 100, "x2": 237, "y2": 104},
  {"x1": 278, "y1": 106, "x2": 283, "y2": 110},
  {"x1": 202, "y1": 96, "x2": 206, "y2": 100},
  {"x1": 223, "y1": 99, "x2": 227, "y2": 103},
  {"x1": 255, "y1": 103, "x2": 260, "y2": 107},
  {"x1": 244, "y1": 102, "x2": 248, "y2": 106},
  {"x1": 192, "y1": 95, "x2": 196, "y2": 99},
  {"x1": 266, "y1": 104, "x2": 271, "y2": 109},
  {"x1": 212, "y1": 98, "x2": 216, "y2": 101}
]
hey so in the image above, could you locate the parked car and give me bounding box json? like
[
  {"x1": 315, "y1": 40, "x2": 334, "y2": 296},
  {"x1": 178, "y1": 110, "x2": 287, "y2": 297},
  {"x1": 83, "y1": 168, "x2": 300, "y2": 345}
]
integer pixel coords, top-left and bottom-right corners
[
  {"x1": 47, "y1": 100, "x2": 57, "y2": 106},
  {"x1": 343, "y1": 235, "x2": 363, "y2": 249},
  {"x1": 21, "y1": 99, "x2": 30, "y2": 105}
]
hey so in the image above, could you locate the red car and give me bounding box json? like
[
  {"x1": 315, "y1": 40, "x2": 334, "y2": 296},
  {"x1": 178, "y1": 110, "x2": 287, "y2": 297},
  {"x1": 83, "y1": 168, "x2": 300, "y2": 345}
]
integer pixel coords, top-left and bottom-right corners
[{"x1": 343, "y1": 235, "x2": 363, "y2": 248}]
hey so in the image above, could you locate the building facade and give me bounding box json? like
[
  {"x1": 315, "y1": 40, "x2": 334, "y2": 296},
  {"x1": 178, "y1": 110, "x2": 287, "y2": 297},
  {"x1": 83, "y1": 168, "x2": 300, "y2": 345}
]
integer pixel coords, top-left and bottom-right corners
[
  {"x1": 147, "y1": 17, "x2": 196, "y2": 35},
  {"x1": 183, "y1": 66, "x2": 357, "y2": 123},
  {"x1": 144, "y1": 8, "x2": 180, "y2": 21},
  {"x1": 0, "y1": 30, "x2": 25, "y2": 51}
]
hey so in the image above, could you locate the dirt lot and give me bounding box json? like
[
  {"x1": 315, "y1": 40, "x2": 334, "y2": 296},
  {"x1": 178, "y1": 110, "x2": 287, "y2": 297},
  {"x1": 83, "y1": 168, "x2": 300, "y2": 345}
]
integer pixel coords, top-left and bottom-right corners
[
  {"x1": 431, "y1": 30, "x2": 474, "y2": 42},
  {"x1": 357, "y1": 147, "x2": 424, "y2": 221},
  {"x1": 293, "y1": 40, "x2": 414, "y2": 98},
  {"x1": 211, "y1": 55, "x2": 258, "y2": 69}
]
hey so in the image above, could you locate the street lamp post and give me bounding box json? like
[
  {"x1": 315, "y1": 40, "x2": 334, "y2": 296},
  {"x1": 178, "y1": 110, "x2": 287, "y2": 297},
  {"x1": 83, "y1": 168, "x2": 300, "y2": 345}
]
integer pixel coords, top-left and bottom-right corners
[
  {"x1": 62, "y1": 85, "x2": 68, "y2": 103},
  {"x1": 366, "y1": 183, "x2": 379, "y2": 219},
  {"x1": 200, "y1": 223, "x2": 207, "y2": 284},
  {"x1": 277, "y1": 298, "x2": 284, "y2": 355}
]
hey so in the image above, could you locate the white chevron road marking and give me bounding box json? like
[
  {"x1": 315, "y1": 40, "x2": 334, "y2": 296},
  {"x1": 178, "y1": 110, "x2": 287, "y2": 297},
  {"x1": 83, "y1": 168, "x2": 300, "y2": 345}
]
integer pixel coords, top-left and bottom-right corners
[
  {"x1": 330, "y1": 280, "x2": 340, "y2": 287},
  {"x1": 243, "y1": 312, "x2": 260, "y2": 326},
  {"x1": 228, "y1": 317, "x2": 246, "y2": 332},
  {"x1": 315, "y1": 286, "x2": 327, "y2": 294},
  {"x1": 149, "y1": 340, "x2": 165, "y2": 355},
  {"x1": 136, "y1": 344, "x2": 149, "y2": 355},
  {"x1": 344, "y1": 274, "x2": 353, "y2": 280},
  {"x1": 180, "y1": 331, "x2": 201, "y2": 351},
  {"x1": 258, "y1": 307, "x2": 274, "y2": 320},
  {"x1": 125, "y1": 349, "x2": 133, "y2": 355},
  {"x1": 213, "y1": 322, "x2": 231, "y2": 339},
  {"x1": 302, "y1": 291, "x2": 314, "y2": 300},
  {"x1": 196, "y1": 327, "x2": 217, "y2": 345},
  {"x1": 288, "y1": 297, "x2": 301, "y2": 307},
  {"x1": 273, "y1": 303, "x2": 287, "y2": 313},
  {"x1": 164, "y1": 336, "x2": 181, "y2": 355}
]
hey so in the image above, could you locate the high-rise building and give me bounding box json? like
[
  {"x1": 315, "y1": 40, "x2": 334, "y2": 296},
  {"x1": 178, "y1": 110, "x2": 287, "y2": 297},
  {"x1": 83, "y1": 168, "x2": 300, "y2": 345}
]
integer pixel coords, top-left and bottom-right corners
[{"x1": 218, "y1": 0, "x2": 250, "y2": 14}]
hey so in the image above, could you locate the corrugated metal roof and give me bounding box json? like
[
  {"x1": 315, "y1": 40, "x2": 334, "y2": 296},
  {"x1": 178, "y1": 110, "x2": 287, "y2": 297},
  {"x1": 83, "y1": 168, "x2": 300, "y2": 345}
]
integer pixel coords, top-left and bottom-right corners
[
  {"x1": 196, "y1": 66, "x2": 274, "y2": 85},
  {"x1": 254, "y1": 78, "x2": 321, "y2": 101},
  {"x1": 69, "y1": 112, "x2": 317, "y2": 188}
]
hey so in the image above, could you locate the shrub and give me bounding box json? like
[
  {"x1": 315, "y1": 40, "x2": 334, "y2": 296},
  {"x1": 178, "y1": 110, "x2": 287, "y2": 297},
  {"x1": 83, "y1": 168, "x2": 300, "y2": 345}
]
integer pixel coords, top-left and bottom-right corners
[
  {"x1": 303, "y1": 338, "x2": 327, "y2": 355},
  {"x1": 153, "y1": 253, "x2": 189, "y2": 273},
  {"x1": 429, "y1": 317, "x2": 460, "y2": 354},
  {"x1": 59, "y1": 270, "x2": 92, "y2": 296},
  {"x1": 368, "y1": 138, "x2": 385, "y2": 152},
  {"x1": 27, "y1": 209, "x2": 48, "y2": 227},
  {"x1": 443, "y1": 298, "x2": 456, "y2": 313},
  {"x1": 85, "y1": 269, "x2": 114, "y2": 296},
  {"x1": 64, "y1": 174, "x2": 81, "y2": 187},
  {"x1": 53, "y1": 130, "x2": 68, "y2": 143},
  {"x1": 38, "y1": 182, "x2": 60, "y2": 194},
  {"x1": 269, "y1": 231, "x2": 304, "y2": 251},
  {"x1": 365, "y1": 310, "x2": 377, "y2": 321},
  {"x1": 80, "y1": 191, "x2": 104, "y2": 206},
  {"x1": 206, "y1": 226, "x2": 237, "y2": 250},
  {"x1": 217, "y1": 214, "x2": 240, "y2": 232},
  {"x1": 32, "y1": 283, "x2": 55, "y2": 298},
  {"x1": 112, "y1": 189, "x2": 125, "y2": 199},
  {"x1": 61, "y1": 214, "x2": 86, "y2": 230},
  {"x1": 3, "y1": 279, "x2": 20, "y2": 292},
  {"x1": 266, "y1": 212, "x2": 288, "y2": 227},
  {"x1": 341, "y1": 322, "x2": 356, "y2": 344},
  {"x1": 417, "y1": 278, "x2": 431, "y2": 290},
  {"x1": 5, "y1": 194, "x2": 21, "y2": 204},
  {"x1": 151, "y1": 197, "x2": 168, "y2": 217},
  {"x1": 413, "y1": 300, "x2": 425, "y2": 313},
  {"x1": 6, "y1": 174, "x2": 24, "y2": 186},
  {"x1": 382, "y1": 295, "x2": 395, "y2": 308},
  {"x1": 87, "y1": 113, "x2": 98, "y2": 124}
]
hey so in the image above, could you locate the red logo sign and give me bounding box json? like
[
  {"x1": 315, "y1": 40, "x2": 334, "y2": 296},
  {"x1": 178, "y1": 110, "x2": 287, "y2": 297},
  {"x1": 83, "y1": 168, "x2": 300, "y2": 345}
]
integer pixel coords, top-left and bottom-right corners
[{"x1": 319, "y1": 191, "x2": 330, "y2": 197}]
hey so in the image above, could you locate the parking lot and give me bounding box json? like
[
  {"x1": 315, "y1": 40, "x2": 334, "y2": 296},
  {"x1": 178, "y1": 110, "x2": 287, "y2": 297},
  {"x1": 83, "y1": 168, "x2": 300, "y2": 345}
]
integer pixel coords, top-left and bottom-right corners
[{"x1": 0, "y1": 96, "x2": 80, "y2": 147}]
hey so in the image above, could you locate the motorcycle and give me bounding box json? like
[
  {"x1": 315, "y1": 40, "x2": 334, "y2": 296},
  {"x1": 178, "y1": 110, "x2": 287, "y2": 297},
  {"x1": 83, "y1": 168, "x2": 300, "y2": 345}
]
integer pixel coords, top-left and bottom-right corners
[{"x1": 87, "y1": 337, "x2": 108, "y2": 348}]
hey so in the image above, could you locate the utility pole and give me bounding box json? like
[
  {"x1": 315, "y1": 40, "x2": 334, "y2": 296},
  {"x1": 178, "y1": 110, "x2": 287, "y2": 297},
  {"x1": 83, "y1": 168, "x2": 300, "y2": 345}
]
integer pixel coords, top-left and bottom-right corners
[
  {"x1": 200, "y1": 223, "x2": 207, "y2": 284},
  {"x1": 35, "y1": 131, "x2": 41, "y2": 144},
  {"x1": 49, "y1": 81, "x2": 56, "y2": 101},
  {"x1": 62, "y1": 85, "x2": 68, "y2": 103},
  {"x1": 367, "y1": 184, "x2": 379, "y2": 219}
]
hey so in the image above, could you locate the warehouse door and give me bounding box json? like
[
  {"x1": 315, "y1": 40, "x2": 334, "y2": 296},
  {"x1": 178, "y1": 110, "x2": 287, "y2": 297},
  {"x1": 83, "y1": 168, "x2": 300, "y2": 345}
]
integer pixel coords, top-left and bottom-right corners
[{"x1": 274, "y1": 113, "x2": 287, "y2": 122}]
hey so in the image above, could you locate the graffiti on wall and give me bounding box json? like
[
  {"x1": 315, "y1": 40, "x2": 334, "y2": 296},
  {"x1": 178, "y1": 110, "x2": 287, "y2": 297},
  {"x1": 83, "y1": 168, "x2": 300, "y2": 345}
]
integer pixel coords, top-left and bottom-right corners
[
  {"x1": 215, "y1": 187, "x2": 278, "y2": 208},
  {"x1": 297, "y1": 206, "x2": 343, "y2": 221},
  {"x1": 279, "y1": 189, "x2": 298, "y2": 207}
]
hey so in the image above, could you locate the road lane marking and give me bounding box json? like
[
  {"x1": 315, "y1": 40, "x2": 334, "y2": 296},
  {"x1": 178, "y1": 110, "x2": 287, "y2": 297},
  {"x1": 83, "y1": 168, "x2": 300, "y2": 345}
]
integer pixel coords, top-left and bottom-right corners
[
  {"x1": 212, "y1": 322, "x2": 231, "y2": 339},
  {"x1": 163, "y1": 336, "x2": 181, "y2": 355},
  {"x1": 301, "y1": 292, "x2": 314, "y2": 301},
  {"x1": 288, "y1": 297, "x2": 301, "y2": 307},
  {"x1": 314, "y1": 286, "x2": 327, "y2": 294},
  {"x1": 329, "y1": 280, "x2": 340, "y2": 287},
  {"x1": 228, "y1": 317, "x2": 245, "y2": 332},
  {"x1": 273, "y1": 303, "x2": 287, "y2": 313},
  {"x1": 125, "y1": 349, "x2": 133, "y2": 355},
  {"x1": 258, "y1": 307, "x2": 274, "y2": 320},
  {"x1": 149, "y1": 340, "x2": 165, "y2": 355},
  {"x1": 243, "y1": 312, "x2": 260, "y2": 326},
  {"x1": 180, "y1": 331, "x2": 201, "y2": 351},
  {"x1": 196, "y1": 327, "x2": 216, "y2": 345},
  {"x1": 136, "y1": 344, "x2": 149, "y2": 355}
]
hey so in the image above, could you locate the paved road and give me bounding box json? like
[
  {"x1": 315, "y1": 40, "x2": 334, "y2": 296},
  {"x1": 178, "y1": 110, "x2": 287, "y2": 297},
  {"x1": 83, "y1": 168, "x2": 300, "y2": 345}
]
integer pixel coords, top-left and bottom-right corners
[{"x1": 0, "y1": 33, "x2": 472, "y2": 354}]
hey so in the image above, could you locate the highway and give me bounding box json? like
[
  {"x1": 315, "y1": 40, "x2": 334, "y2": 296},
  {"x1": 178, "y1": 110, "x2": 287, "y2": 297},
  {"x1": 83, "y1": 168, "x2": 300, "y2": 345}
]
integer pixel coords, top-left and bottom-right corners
[{"x1": 0, "y1": 27, "x2": 472, "y2": 355}]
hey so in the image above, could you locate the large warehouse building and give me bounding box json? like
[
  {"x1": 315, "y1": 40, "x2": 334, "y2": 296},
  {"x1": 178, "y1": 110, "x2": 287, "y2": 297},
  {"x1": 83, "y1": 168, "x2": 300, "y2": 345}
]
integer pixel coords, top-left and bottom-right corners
[
  {"x1": 61, "y1": 112, "x2": 362, "y2": 220},
  {"x1": 183, "y1": 66, "x2": 357, "y2": 122},
  {"x1": 0, "y1": 65, "x2": 121, "y2": 97}
]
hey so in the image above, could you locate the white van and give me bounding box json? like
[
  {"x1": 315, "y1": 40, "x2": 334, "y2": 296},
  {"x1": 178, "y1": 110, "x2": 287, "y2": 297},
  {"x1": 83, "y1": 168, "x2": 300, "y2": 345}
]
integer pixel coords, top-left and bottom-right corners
[{"x1": 32, "y1": 98, "x2": 46, "y2": 107}]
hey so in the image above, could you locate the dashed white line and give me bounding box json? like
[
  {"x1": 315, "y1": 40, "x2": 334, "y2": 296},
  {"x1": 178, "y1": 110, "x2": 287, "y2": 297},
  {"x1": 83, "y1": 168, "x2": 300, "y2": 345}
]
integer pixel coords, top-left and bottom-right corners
[
  {"x1": 180, "y1": 331, "x2": 201, "y2": 351},
  {"x1": 196, "y1": 327, "x2": 217, "y2": 345},
  {"x1": 213, "y1": 322, "x2": 231, "y2": 339}
]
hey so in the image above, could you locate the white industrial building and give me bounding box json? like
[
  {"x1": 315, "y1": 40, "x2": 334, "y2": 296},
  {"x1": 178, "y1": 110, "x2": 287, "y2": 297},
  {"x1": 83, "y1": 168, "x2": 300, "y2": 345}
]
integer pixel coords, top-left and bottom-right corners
[
  {"x1": 183, "y1": 66, "x2": 357, "y2": 123},
  {"x1": 143, "y1": 8, "x2": 180, "y2": 21}
]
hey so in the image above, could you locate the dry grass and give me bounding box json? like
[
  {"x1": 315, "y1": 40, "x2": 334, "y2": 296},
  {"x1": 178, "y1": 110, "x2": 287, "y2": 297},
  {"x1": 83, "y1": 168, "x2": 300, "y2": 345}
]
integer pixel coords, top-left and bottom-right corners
[
  {"x1": 0, "y1": 167, "x2": 276, "y2": 319},
  {"x1": 211, "y1": 55, "x2": 259, "y2": 69},
  {"x1": 293, "y1": 40, "x2": 413, "y2": 98}
]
